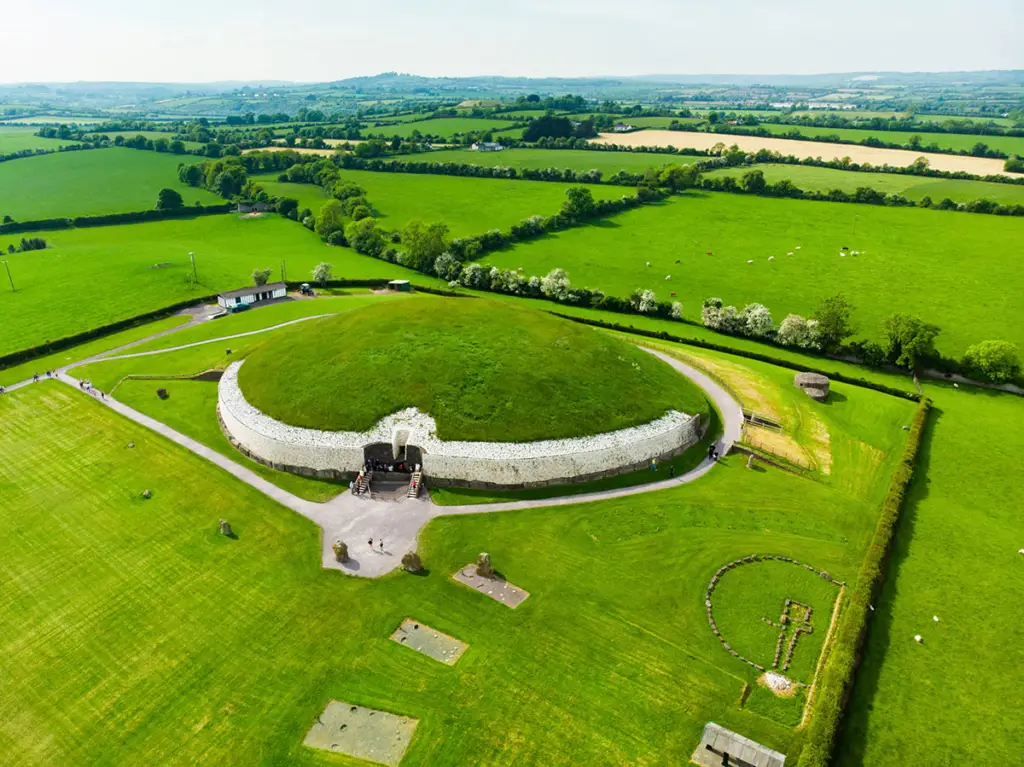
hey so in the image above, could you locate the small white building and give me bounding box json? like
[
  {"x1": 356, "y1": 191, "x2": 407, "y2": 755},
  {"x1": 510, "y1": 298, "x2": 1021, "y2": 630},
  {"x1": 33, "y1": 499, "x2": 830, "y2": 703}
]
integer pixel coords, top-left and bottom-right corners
[
  {"x1": 217, "y1": 282, "x2": 287, "y2": 309},
  {"x1": 612, "y1": 122, "x2": 635, "y2": 132},
  {"x1": 471, "y1": 142, "x2": 505, "y2": 152}
]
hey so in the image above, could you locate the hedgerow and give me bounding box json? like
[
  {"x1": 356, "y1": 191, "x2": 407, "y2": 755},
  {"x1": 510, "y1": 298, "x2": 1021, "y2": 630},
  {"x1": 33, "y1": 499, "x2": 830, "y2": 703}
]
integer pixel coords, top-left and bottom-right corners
[{"x1": 797, "y1": 397, "x2": 932, "y2": 767}]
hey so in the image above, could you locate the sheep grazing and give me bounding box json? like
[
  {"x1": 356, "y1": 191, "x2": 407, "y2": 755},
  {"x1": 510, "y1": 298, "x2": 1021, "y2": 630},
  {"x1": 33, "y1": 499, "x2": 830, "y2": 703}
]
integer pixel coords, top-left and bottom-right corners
[
  {"x1": 665, "y1": 275, "x2": 671, "y2": 280},
  {"x1": 768, "y1": 256, "x2": 775, "y2": 261},
  {"x1": 914, "y1": 635, "x2": 923, "y2": 643},
  {"x1": 933, "y1": 615, "x2": 940, "y2": 622},
  {"x1": 747, "y1": 259, "x2": 754, "y2": 264},
  {"x1": 646, "y1": 261, "x2": 651, "y2": 267},
  {"x1": 795, "y1": 246, "x2": 801, "y2": 250},
  {"x1": 787, "y1": 251, "x2": 794, "y2": 256}
]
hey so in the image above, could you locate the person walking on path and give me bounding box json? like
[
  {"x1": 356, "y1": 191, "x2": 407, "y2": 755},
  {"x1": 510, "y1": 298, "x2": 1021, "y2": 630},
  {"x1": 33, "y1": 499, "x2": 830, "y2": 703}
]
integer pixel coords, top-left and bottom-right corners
[
  {"x1": 368, "y1": 538, "x2": 374, "y2": 552},
  {"x1": 379, "y1": 539, "x2": 385, "y2": 552}
]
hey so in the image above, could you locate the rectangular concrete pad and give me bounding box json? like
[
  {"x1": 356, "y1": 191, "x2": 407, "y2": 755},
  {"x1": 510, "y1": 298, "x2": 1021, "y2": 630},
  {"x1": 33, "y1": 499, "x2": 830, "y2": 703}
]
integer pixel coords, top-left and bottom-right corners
[
  {"x1": 390, "y1": 618, "x2": 468, "y2": 665},
  {"x1": 452, "y1": 564, "x2": 530, "y2": 608},
  {"x1": 304, "y1": 700, "x2": 418, "y2": 766}
]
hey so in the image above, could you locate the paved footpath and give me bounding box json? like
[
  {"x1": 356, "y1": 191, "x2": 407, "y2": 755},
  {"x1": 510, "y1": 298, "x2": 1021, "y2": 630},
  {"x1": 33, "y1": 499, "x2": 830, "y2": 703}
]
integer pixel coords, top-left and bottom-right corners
[{"x1": 9, "y1": 312, "x2": 743, "y2": 578}]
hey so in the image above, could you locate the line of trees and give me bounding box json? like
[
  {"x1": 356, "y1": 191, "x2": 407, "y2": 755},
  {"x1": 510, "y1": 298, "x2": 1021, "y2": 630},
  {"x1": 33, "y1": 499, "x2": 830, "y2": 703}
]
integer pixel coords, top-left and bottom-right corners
[{"x1": 700, "y1": 293, "x2": 1020, "y2": 383}]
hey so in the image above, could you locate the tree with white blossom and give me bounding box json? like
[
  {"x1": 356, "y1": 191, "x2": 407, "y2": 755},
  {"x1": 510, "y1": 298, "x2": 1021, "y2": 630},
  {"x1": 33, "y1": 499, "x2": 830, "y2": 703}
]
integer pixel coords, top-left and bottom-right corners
[
  {"x1": 540, "y1": 268, "x2": 572, "y2": 301},
  {"x1": 741, "y1": 303, "x2": 775, "y2": 338},
  {"x1": 670, "y1": 301, "x2": 684, "y2": 320}
]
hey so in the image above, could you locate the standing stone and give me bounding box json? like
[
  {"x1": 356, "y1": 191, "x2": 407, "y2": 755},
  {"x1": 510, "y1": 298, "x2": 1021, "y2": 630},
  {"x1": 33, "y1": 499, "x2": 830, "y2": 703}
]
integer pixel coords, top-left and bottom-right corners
[
  {"x1": 746, "y1": 453, "x2": 755, "y2": 470},
  {"x1": 219, "y1": 519, "x2": 233, "y2": 537},
  {"x1": 332, "y1": 540, "x2": 349, "y2": 563},
  {"x1": 476, "y1": 552, "x2": 494, "y2": 579}
]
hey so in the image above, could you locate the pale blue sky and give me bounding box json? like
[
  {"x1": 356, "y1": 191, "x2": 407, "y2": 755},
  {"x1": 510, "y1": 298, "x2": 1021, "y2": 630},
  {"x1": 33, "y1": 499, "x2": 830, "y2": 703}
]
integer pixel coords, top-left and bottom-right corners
[{"x1": 1, "y1": 0, "x2": 1021, "y2": 83}]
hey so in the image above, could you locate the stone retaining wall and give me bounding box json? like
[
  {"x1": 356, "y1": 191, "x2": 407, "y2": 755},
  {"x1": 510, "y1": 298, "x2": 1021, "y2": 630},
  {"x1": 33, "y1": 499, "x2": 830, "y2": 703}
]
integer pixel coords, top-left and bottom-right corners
[{"x1": 218, "y1": 361, "x2": 702, "y2": 487}]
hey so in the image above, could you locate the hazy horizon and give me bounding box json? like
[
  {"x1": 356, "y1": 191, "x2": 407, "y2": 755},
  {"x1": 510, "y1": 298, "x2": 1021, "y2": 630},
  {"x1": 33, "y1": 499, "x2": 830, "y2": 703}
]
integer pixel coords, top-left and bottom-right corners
[{"x1": 1, "y1": 0, "x2": 1021, "y2": 84}]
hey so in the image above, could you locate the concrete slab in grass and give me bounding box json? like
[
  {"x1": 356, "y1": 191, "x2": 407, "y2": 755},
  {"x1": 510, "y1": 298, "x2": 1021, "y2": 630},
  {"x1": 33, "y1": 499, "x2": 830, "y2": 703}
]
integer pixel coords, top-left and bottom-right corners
[
  {"x1": 452, "y1": 564, "x2": 530, "y2": 608},
  {"x1": 303, "y1": 700, "x2": 418, "y2": 766},
  {"x1": 390, "y1": 618, "x2": 468, "y2": 665}
]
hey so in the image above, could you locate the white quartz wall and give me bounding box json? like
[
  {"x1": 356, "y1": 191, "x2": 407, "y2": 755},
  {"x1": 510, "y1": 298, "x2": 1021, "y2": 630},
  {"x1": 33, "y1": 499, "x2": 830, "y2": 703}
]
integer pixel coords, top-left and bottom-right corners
[{"x1": 218, "y1": 361, "x2": 701, "y2": 485}]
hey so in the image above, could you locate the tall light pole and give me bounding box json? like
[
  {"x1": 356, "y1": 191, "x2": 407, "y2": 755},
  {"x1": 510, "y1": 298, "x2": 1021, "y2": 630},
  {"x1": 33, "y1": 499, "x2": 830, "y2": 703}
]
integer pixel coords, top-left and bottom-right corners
[
  {"x1": 188, "y1": 251, "x2": 197, "y2": 285},
  {"x1": 2, "y1": 260, "x2": 14, "y2": 292}
]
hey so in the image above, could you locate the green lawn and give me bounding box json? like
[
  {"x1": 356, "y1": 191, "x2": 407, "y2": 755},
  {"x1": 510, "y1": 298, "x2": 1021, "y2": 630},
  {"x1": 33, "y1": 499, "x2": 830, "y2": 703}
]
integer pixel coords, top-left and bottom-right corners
[
  {"x1": 256, "y1": 169, "x2": 610, "y2": 237},
  {"x1": 390, "y1": 147, "x2": 701, "y2": 176},
  {"x1": 0, "y1": 147, "x2": 222, "y2": 221},
  {"x1": 479, "y1": 192, "x2": 1024, "y2": 356},
  {"x1": 0, "y1": 367, "x2": 906, "y2": 764},
  {"x1": 362, "y1": 117, "x2": 520, "y2": 140},
  {"x1": 239, "y1": 297, "x2": 709, "y2": 440},
  {"x1": 712, "y1": 559, "x2": 841, "y2": 683},
  {"x1": 0, "y1": 125, "x2": 82, "y2": 154},
  {"x1": 838, "y1": 382, "x2": 1024, "y2": 765},
  {"x1": 756, "y1": 123, "x2": 1024, "y2": 157},
  {"x1": 115, "y1": 378, "x2": 347, "y2": 502},
  {"x1": 0, "y1": 315, "x2": 188, "y2": 388},
  {"x1": 704, "y1": 164, "x2": 1024, "y2": 204},
  {"x1": 0, "y1": 214, "x2": 437, "y2": 358}
]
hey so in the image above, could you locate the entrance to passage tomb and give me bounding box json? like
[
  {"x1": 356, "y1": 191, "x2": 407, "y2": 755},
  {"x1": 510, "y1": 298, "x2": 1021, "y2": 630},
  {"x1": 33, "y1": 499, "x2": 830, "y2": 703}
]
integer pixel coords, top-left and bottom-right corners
[{"x1": 361, "y1": 443, "x2": 424, "y2": 501}]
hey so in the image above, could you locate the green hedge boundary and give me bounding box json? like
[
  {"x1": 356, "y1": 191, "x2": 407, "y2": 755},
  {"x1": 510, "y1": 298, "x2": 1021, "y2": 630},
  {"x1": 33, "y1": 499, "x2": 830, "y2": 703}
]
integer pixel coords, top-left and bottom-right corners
[
  {"x1": 549, "y1": 312, "x2": 921, "y2": 402},
  {"x1": 797, "y1": 397, "x2": 932, "y2": 766},
  {"x1": 0, "y1": 204, "x2": 233, "y2": 235}
]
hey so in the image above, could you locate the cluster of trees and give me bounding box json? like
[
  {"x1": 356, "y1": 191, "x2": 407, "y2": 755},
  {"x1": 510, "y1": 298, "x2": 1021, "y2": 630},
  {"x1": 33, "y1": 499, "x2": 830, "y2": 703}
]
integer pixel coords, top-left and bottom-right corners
[
  {"x1": 1006, "y1": 156, "x2": 1024, "y2": 173},
  {"x1": 5, "y1": 237, "x2": 47, "y2": 254},
  {"x1": 699, "y1": 293, "x2": 1020, "y2": 383},
  {"x1": 177, "y1": 156, "x2": 248, "y2": 198},
  {"x1": 155, "y1": 188, "x2": 184, "y2": 210},
  {"x1": 522, "y1": 115, "x2": 597, "y2": 142}
]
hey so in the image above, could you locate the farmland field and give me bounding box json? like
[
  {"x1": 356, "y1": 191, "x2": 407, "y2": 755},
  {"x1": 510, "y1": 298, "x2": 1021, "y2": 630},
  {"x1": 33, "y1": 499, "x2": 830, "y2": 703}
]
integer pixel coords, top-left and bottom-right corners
[
  {"x1": 0, "y1": 125, "x2": 82, "y2": 153},
  {"x1": 625, "y1": 116, "x2": 704, "y2": 128},
  {"x1": 389, "y1": 147, "x2": 700, "y2": 175},
  {"x1": 0, "y1": 214, "x2": 435, "y2": 357},
  {"x1": 596, "y1": 130, "x2": 1022, "y2": 177},
  {"x1": 479, "y1": 191, "x2": 1024, "y2": 356},
  {"x1": 0, "y1": 148, "x2": 222, "y2": 220},
  {"x1": 756, "y1": 123, "x2": 1024, "y2": 156},
  {"x1": 838, "y1": 383, "x2": 1024, "y2": 765},
  {"x1": 255, "y1": 170, "x2": 611, "y2": 236},
  {"x1": 0, "y1": 327, "x2": 913, "y2": 763},
  {"x1": 361, "y1": 117, "x2": 520, "y2": 139},
  {"x1": 704, "y1": 164, "x2": 1024, "y2": 204}
]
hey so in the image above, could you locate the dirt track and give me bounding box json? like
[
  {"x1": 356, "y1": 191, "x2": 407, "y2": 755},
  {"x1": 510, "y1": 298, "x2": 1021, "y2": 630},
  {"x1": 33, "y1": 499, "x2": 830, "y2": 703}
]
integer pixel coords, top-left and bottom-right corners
[{"x1": 593, "y1": 130, "x2": 1024, "y2": 178}]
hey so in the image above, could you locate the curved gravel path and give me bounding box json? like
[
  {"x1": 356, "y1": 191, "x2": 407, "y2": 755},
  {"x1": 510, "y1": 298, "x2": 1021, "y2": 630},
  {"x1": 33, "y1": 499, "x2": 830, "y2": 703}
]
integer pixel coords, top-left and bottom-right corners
[{"x1": 9, "y1": 317, "x2": 743, "y2": 578}]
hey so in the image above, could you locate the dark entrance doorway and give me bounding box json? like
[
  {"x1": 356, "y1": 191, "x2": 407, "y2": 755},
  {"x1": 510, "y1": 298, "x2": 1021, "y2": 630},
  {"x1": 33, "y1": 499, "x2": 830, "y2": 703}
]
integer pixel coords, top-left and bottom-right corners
[{"x1": 363, "y1": 443, "x2": 422, "y2": 474}]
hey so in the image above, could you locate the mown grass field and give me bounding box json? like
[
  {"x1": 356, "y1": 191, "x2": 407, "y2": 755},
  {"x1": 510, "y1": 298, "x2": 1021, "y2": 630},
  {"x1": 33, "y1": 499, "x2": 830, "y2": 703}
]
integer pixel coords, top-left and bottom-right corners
[
  {"x1": 0, "y1": 358, "x2": 907, "y2": 763},
  {"x1": 480, "y1": 192, "x2": 1024, "y2": 356},
  {"x1": 0, "y1": 147, "x2": 222, "y2": 221},
  {"x1": 390, "y1": 147, "x2": 700, "y2": 175},
  {"x1": 756, "y1": 123, "x2": 1024, "y2": 156},
  {"x1": 361, "y1": 117, "x2": 520, "y2": 139},
  {"x1": 239, "y1": 297, "x2": 708, "y2": 440},
  {"x1": 0, "y1": 125, "x2": 82, "y2": 153},
  {"x1": 704, "y1": 164, "x2": 1024, "y2": 204},
  {"x1": 0, "y1": 315, "x2": 188, "y2": 387},
  {"x1": 838, "y1": 382, "x2": 1024, "y2": 765},
  {"x1": 0, "y1": 214, "x2": 436, "y2": 357},
  {"x1": 256, "y1": 170, "x2": 609, "y2": 237}
]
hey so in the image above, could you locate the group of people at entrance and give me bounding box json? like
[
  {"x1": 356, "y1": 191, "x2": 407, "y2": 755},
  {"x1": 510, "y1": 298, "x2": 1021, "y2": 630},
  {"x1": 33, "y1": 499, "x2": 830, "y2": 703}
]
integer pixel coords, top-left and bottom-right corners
[{"x1": 364, "y1": 459, "x2": 420, "y2": 474}]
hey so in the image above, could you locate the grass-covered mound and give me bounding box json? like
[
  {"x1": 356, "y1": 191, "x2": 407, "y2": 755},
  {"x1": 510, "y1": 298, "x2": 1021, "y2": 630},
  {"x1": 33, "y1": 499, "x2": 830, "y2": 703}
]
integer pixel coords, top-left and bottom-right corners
[{"x1": 237, "y1": 297, "x2": 708, "y2": 441}]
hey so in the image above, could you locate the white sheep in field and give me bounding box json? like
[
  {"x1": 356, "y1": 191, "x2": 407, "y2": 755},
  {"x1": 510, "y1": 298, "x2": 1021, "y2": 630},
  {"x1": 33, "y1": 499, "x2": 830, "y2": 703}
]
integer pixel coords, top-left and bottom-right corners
[
  {"x1": 747, "y1": 259, "x2": 754, "y2": 264},
  {"x1": 646, "y1": 261, "x2": 651, "y2": 267},
  {"x1": 787, "y1": 251, "x2": 794, "y2": 256},
  {"x1": 795, "y1": 246, "x2": 801, "y2": 250},
  {"x1": 768, "y1": 256, "x2": 775, "y2": 261},
  {"x1": 665, "y1": 275, "x2": 671, "y2": 280}
]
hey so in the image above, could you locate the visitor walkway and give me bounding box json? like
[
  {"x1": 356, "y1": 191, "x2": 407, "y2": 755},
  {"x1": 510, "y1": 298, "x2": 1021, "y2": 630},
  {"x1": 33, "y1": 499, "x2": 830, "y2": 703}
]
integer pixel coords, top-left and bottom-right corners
[{"x1": 7, "y1": 313, "x2": 743, "y2": 579}]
